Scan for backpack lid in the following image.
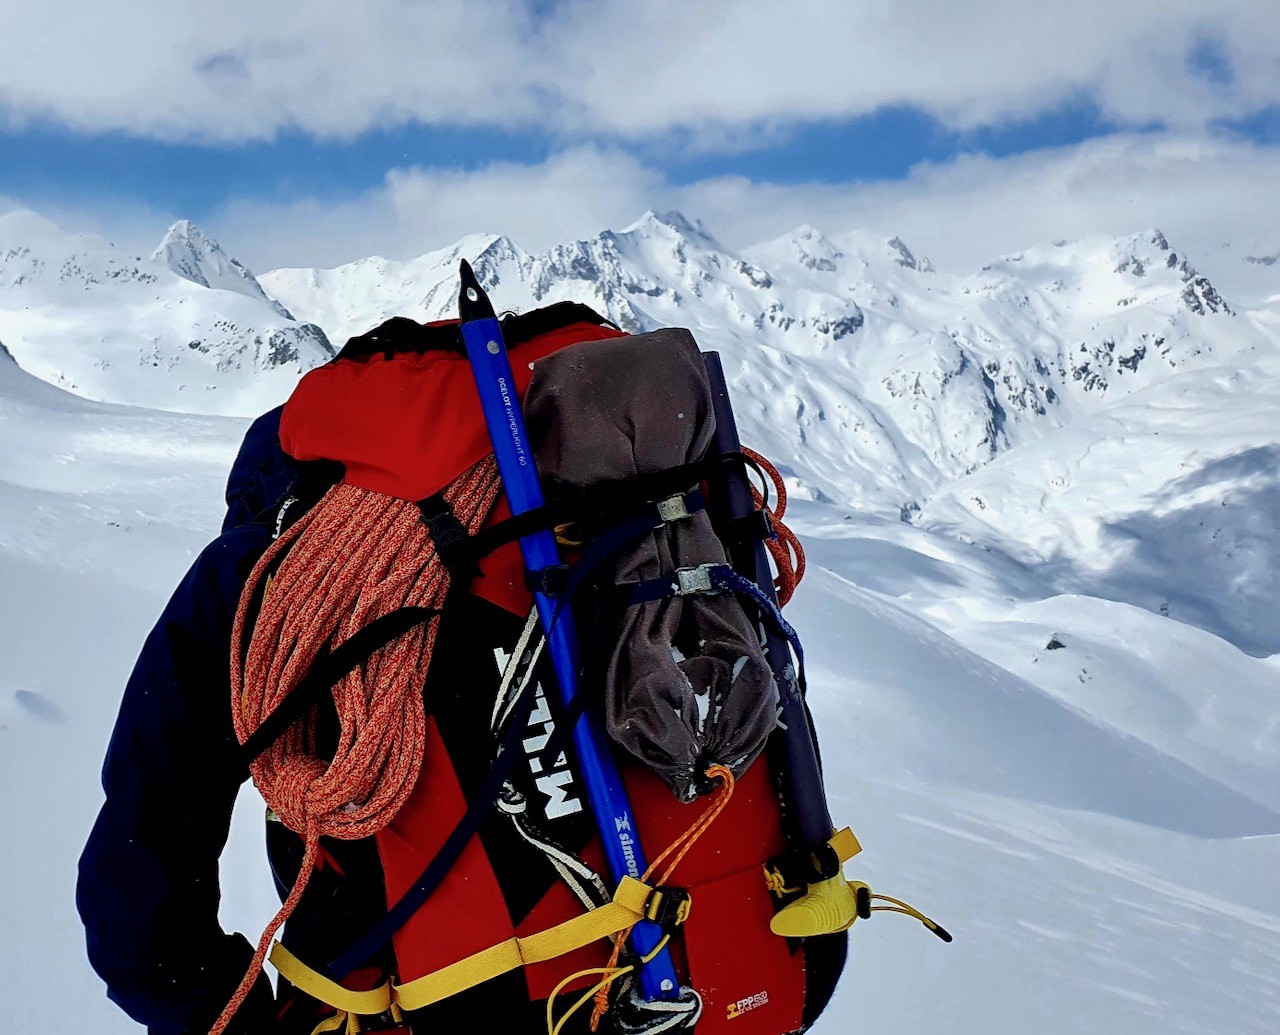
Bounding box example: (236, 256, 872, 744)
(280, 303, 625, 503)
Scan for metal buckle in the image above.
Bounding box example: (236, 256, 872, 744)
(674, 564, 718, 596)
(655, 493, 692, 524)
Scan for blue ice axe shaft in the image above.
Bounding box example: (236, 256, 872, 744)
(457, 262, 679, 1000)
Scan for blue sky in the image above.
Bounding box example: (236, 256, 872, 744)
(0, 100, 1133, 221)
(1, 1, 1278, 282)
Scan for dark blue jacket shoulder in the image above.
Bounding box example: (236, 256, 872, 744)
(78, 411, 291, 1034)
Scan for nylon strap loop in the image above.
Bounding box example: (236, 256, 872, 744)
(275, 878, 656, 1017)
(269, 942, 393, 1015)
(829, 826, 862, 864)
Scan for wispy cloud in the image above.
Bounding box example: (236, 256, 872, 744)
(2, 1, 1277, 145)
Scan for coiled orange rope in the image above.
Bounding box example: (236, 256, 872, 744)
(741, 446, 805, 607)
(209, 457, 502, 1035)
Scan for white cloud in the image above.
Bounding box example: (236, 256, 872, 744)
(685, 133, 1280, 289)
(192, 133, 1280, 305)
(1, 1, 1278, 143)
(0, 0, 541, 142)
(209, 147, 667, 269)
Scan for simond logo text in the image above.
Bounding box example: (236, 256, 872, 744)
(617, 827, 640, 878)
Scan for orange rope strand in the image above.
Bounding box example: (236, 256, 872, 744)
(209, 457, 502, 1035)
(741, 446, 805, 607)
(587, 764, 736, 1031)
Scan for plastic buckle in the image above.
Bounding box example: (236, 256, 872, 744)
(673, 563, 718, 596)
(644, 886, 692, 932)
(358, 1007, 411, 1033)
(526, 564, 570, 596)
(654, 493, 692, 524)
(765, 838, 843, 892)
(418, 496, 480, 578)
(807, 840, 843, 881)
(730, 508, 775, 545)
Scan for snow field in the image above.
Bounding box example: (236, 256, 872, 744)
(1, 209, 1277, 1032)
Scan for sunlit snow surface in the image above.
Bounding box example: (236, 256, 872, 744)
(1, 215, 1278, 1032)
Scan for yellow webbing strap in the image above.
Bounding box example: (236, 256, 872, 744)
(763, 827, 862, 895)
(393, 876, 653, 1011)
(269, 877, 656, 1019)
(830, 826, 862, 864)
(269, 942, 394, 1016)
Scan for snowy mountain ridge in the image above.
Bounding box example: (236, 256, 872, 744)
(2, 206, 1272, 535)
(0, 210, 333, 415)
(264, 212, 1267, 519)
(153, 219, 293, 319)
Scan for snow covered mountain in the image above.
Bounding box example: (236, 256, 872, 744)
(0, 210, 333, 415)
(2, 207, 1278, 1033)
(263, 213, 1262, 523)
(153, 219, 293, 319)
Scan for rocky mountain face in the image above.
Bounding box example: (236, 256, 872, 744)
(0, 211, 332, 415)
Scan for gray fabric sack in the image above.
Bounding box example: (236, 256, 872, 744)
(524, 327, 777, 801)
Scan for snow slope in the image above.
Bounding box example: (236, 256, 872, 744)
(1, 209, 1278, 1033)
(0, 211, 333, 415)
(917, 322, 1280, 657)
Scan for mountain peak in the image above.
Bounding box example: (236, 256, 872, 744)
(887, 236, 933, 272)
(154, 220, 292, 317)
(784, 224, 842, 272)
(626, 210, 717, 243)
(152, 220, 235, 287)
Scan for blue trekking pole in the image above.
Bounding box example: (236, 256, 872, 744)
(457, 261, 681, 1001)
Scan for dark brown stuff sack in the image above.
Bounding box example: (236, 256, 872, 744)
(525, 328, 777, 801)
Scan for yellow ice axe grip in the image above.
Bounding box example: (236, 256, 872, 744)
(769, 875, 861, 937)
(766, 827, 950, 942)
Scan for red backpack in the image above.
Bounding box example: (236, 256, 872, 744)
(213, 301, 862, 1035)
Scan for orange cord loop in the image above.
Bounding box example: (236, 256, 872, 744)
(585, 764, 736, 1032)
(741, 446, 805, 606)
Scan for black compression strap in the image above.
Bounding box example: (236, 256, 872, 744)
(417, 494, 481, 580)
(729, 508, 774, 546)
(236, 606, 439, 766)
(326, 643, 545, 978)
(470, 460, 713, 559)
(324, 483, 697, 976)
(321, 468, 716, 975)
(766, 840, 843, 889)
(526, 564, 571, 596)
